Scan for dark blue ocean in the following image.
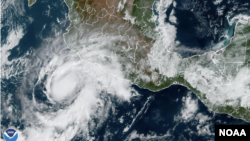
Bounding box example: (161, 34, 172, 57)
(1, 0, 250, 140)
(154, 0, 250, 57)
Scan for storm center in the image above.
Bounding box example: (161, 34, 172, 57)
(51, 72, 78, 101)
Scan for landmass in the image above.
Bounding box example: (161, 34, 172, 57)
(62, 0, 250, 121)
(28, 0, 37, 7)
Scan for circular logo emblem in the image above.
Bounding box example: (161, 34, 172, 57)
(4, 129, 18, 141)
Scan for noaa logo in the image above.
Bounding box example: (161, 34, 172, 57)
(3, 129, 18, 141)
(219, 129, 246, 136)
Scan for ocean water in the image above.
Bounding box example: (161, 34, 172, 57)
(4, 0, 70, 61)
(69, 85, 250, 140)
(153, 0, 250, 57)
(1, 0, 70, 132)
(1, 0, 250, 140)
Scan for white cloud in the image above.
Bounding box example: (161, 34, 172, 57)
(195, 113, 213, 135)
(14, 29, 133, 140)
(174, 92, 199, 122)
(148, 39, 181, 78)
(126, 130, 172, 140)
(196, 124, 213, 135)
(117, 0, 127, 12)
(195, 113, 211, 124)
(123, 10, 136, 24)
(1, 28, 24, 66)
(180, 92, 199, 121)
(184, 64, 250, 107)
(213, 0, 223, 5)
(155, 0, 177, 51)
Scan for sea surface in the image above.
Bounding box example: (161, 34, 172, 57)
(154, 0, 250, 57)
(1, 0, 250, 140)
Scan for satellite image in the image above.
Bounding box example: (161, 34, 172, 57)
(1, 0, 250, 140)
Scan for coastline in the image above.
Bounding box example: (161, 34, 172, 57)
(61, 0, 250, 122)
(28, 0, 37, 7)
